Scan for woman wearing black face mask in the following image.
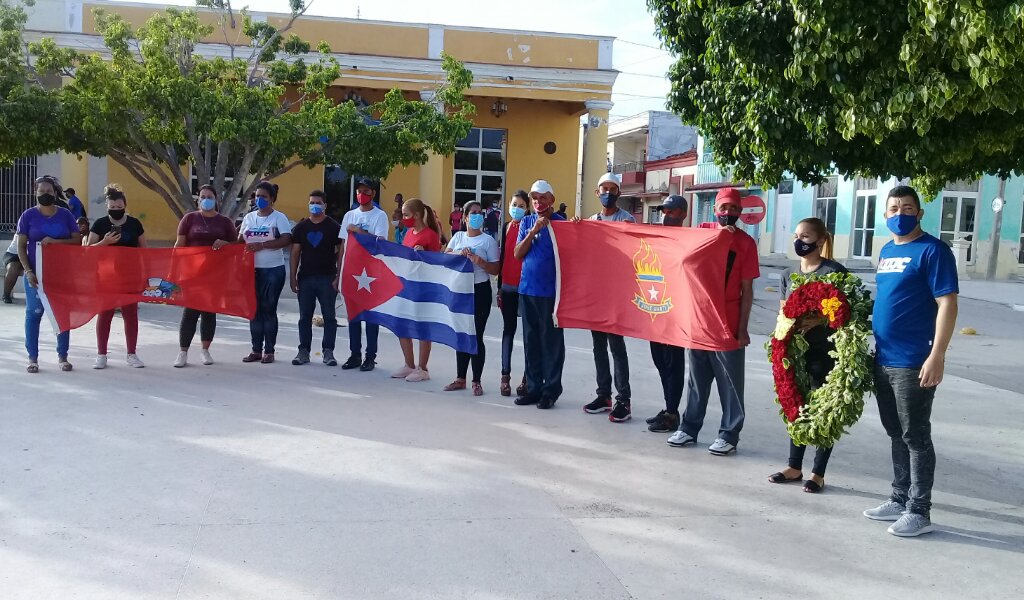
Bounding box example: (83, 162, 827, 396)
(768, 217, 847, 493)
(16, 176, 83, 373)
(88, 184, 148, 370)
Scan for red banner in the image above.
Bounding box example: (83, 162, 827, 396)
(553, 221, 737, 351)
(37, 244, 256, 332)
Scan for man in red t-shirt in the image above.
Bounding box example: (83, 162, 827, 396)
(667, 187, 760, 456)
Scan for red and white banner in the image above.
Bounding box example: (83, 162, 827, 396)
(36, 244, 256, 332)
(553, 221, 737, 351)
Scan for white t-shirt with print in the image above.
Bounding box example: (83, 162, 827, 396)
(339, 206, 389, 241)
(240, 209, 293, 269)
(447, 231, 499, 283)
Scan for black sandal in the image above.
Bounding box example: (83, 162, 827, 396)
(768, 471, 803, 484)
(803, 479, 824, 493)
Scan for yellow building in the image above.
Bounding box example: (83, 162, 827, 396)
(8, 0, 618, 242)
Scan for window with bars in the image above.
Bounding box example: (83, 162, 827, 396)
(814, 175, 838, 233)
(453, 127, 506, 210)
(0, 156, 39, 233)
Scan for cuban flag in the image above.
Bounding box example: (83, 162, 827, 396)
(341, 233, 477, 353)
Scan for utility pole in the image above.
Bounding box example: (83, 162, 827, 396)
(985, 176, 1006, 280)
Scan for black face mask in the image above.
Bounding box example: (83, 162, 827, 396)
(108, 209, 126, 221)
(718, 214, 739, 227)
(794, 238, 817, 257)
(662, 215, 683, 227)
(37, 193, 56, 207)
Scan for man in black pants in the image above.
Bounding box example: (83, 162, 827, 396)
(645, 195, 689, 432)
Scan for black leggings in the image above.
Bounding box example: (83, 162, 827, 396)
(499, 287, 520, 375)
(180, 308, 216, 349)
(787, 359, 834, 476)
(457, 281, 492, 382)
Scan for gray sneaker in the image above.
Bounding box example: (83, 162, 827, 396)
(863, 500, 906, 521)
(887, 512, 934, 537)
(292, 349, 310, 366)
(322, 349, 337, 366)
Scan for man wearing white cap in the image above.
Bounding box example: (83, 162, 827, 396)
(512, 180, 567, 410)
(579, 172, 635, 422)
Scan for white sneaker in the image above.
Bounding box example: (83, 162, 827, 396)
(93, 354, 108, 369)
(200, 349, 214, 365)
(863, 501, 906, 521)
(391, 365, 416, 379)
(406, 368, 430, 382)
(667, 430, 696, 447)
(126, 353, 145, 368)
(174, 351, 188, 368)
(708, 438, 737, 455)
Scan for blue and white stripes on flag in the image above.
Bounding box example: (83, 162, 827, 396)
(341, 233, 478, 354)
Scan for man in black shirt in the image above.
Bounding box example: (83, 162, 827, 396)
(290, 190, 342, 366)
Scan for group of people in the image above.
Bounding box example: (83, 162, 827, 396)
(10, 171, 957, 537)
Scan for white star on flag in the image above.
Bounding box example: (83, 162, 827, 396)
(648, 286, 659, 301)
(353, 268, 376, 292)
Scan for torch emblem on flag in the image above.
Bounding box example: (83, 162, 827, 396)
(632, 239, 672, 320)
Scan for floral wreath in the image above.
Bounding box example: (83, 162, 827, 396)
(767, 272, 874, 448)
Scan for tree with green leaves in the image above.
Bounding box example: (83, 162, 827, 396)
(647, 0, 1024, 199)
(4, 0, 474, 218)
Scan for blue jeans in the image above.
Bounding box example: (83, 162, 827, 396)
(297, 275, 338, 352)
(520, 294, 565, 401)
(251, 266, 286, 354)
(679, 348, 746, 445)
(348, 320, 379, 357)
(24, 275, 69, 360)
(874, 362, 937, 518)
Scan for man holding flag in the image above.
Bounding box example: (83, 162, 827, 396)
(513, 180, 566, 410)
(667, 188, 759, 455)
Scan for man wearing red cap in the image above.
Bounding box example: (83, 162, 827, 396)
(667, 187, 760, 455)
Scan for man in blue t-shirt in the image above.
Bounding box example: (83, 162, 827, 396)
(863, 185, 958, 538)
(513, 179, 566, 409)
(64, 187, 87, 220)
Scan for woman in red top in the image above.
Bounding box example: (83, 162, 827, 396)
(497, 190, 530, 396)
(391, 198, 443, 383)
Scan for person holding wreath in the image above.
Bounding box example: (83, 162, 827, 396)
(768, 217, 847, 493)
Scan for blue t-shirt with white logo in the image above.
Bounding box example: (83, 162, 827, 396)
(873, 233, 958, 368)
(516, 212, 566, 298)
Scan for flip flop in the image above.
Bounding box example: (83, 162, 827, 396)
(768, 471, 803, 484)
(803, 480, 825, 493)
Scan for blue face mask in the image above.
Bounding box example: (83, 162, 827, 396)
(255, 197, 271, 211)
(509, 206, 526, 221)
(887, 213, 918, 236)
(467, 213, 485, 230)
(199, 198, 216, 211)
(599, 192, 619, 208)
(309, 203, 325, 215)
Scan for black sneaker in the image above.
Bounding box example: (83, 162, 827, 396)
(359, 354, 376, 372)
(341, 354, 361, 370)
(647, 410, 679, 432)
(2, 294, 12, 304)
(609, 401, 631, 422)
(583, 396, 613, 414)
(537, 396, 557, 409)
(514, 395, 539, 406)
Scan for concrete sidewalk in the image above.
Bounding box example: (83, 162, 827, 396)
(1, 293, 1022, 599)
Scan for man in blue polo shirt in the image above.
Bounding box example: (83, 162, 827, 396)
(863, 185, 958, 537)
(513, 179, 566, 409)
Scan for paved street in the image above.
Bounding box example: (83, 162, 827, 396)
(2, 274, 1022, 599)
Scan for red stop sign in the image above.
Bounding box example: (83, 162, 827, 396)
(740, 195, 766, 225)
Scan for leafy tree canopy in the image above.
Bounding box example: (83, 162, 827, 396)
(2, 0, 474, 217)
(648, 0, 1024, 197)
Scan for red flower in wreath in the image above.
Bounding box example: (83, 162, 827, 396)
(771, 280, 852, 422)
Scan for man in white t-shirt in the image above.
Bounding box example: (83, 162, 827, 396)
(334, 177, 389, 371)
(4, 237, 22, 303)
(573, 173, 636, 422)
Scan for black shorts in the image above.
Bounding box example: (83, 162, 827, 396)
(3, 252, 20, 267)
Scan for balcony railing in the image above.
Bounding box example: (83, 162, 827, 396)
(696, 161, 735, 186)
(612, 161, 645, 174)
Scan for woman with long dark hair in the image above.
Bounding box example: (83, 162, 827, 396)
(16, 175, 82, 373)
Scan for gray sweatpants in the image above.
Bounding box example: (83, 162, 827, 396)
(678, 348, 746, 445)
